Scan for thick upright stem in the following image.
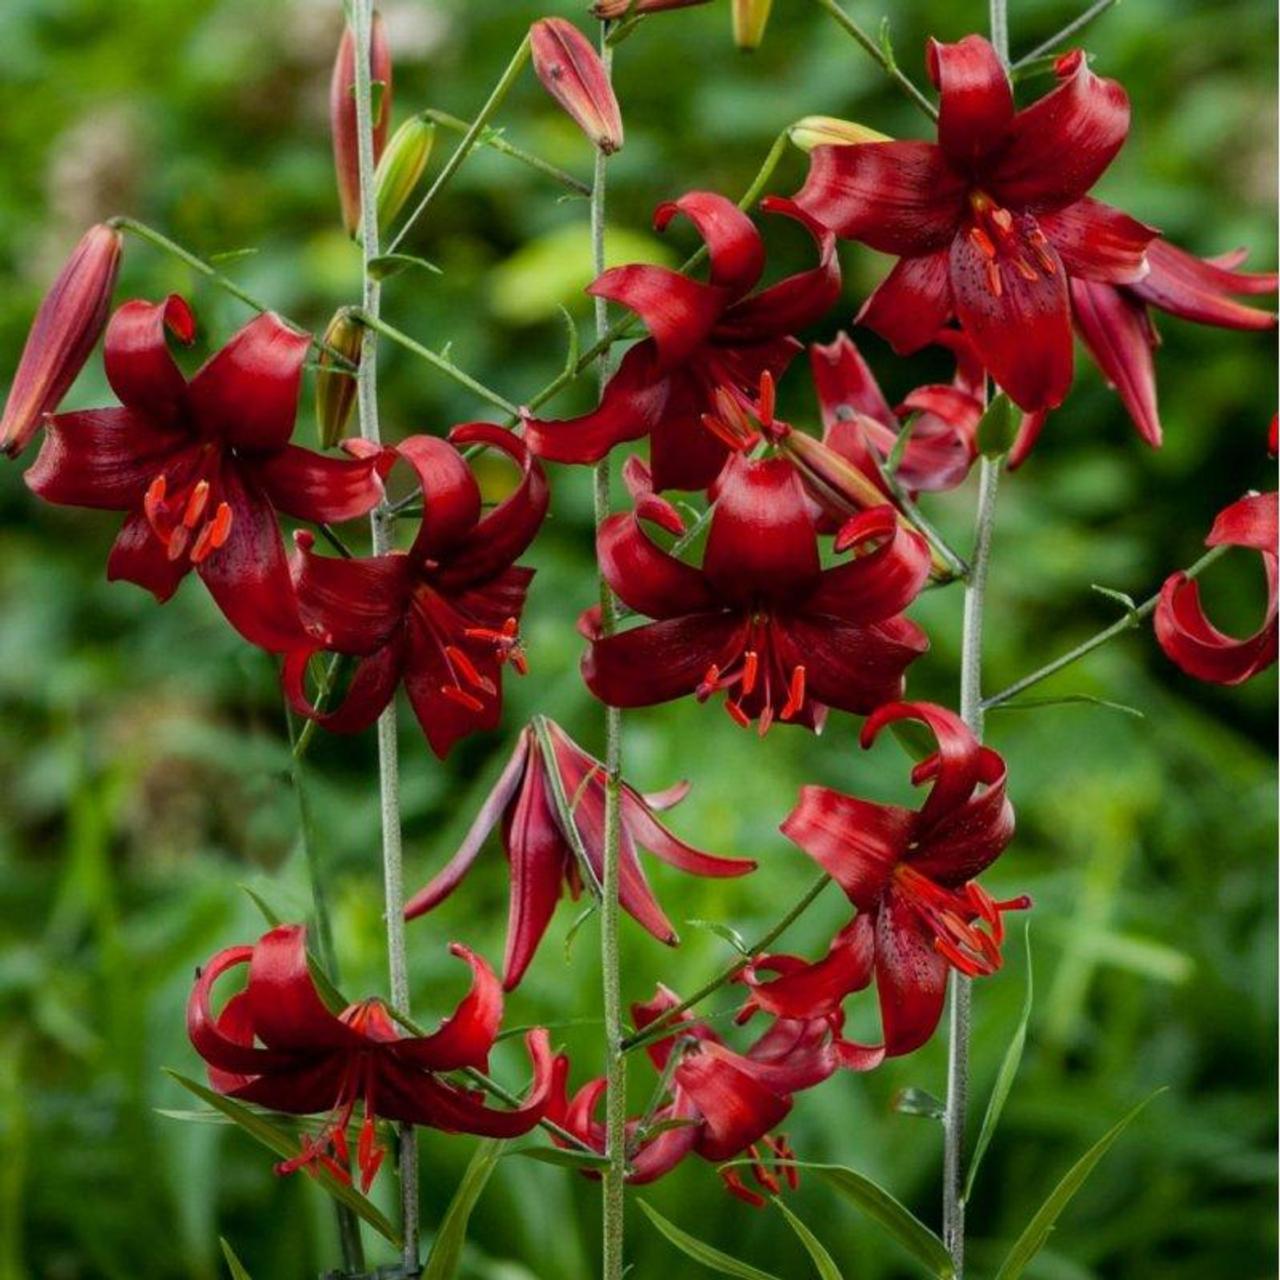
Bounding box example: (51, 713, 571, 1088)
(589, 26, 627, 1280)
(352, 1, 417, 1269)
(990, 0, 1010, 64)
(945, 456, 1001, 1276)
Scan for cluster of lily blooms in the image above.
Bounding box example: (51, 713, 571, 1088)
(1, 13, 1275, 1203)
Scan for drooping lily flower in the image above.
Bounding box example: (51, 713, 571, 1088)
(285, 425, 548, 758)
(548, 985, 843, 1206)
(795, 35, 1154, 414)
(749, 701, 1028, 1057)
(405, 718, 755, 989)
(1155, 490, 1278, 685)
(188, 923, 553, 1191)
(1, 223, 122, 457)
(26, 296, 386, 651)
(531, 18, 624, 155)
(524, 191, 839, 492)
(582, 451, 931, 731)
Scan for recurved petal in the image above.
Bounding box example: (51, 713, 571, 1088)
(739, 914, 876, 1019)
(1131, 237, 1278, 330)
(394, 944, 503, 1070)
(106, 509, 190, 601)
(283, 638, 404, 735)
(103, 294, 195, 417)
(188, 944, 295, 1078)
(794, 141, 967, 256)
(810, 332, 896, 431)
(396, 434, 483, 560)
(678, 1042, 791, 1162)
(988, 50, 1130, 212)
(926, 35, 1014, 168)
(249, 442, 388, 524)
(654, 191, 765, 296)
(620, 785, 757, 877)
(910, 746, 1015, 884)
(1037, 198, 1156, 284)
(875, 889, 950, 1056)
(590, 265, 728, 369)
(597, 510, 716, 620)
(806, 505, 931, 624)
(857, 249, 954, 354)
(292, 534, 410, 652)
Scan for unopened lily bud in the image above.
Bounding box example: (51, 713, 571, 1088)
(593, 0, 712, 18)
(330, 13, 393, 237)
(1, 223, 122, 457)
(315, 307, 363, 449)
(788, 115, 891, 152)
(732, 0, 773, 50)
(530, 18, 623, 155)
(369, 116, 434, 241)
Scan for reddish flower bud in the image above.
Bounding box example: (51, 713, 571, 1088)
(593, 0, 711, 17)
(530, 18, 623, 155)
(1, 223, 122, 458)
(330, 13, 392, 237)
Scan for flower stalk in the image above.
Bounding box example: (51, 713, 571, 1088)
(352, 0, 418, 1267)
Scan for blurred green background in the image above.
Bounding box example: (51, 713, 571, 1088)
(0, 0, 1275, 1277)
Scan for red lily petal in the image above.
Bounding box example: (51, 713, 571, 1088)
(620, 786, 756, 878)
(395, 944, 502, 1071)
(646, 363, 737, 492)
(582, 612, 745, 709)
(103, 294, 196, 417)
(642, 779, 691, 811)
(187, 312, 310, 452)
(404, 728, 533, 921)
(1037, 197, 1157, 284)
(1007, 408, 1048, 471)
(747, 1013, 846, 1088)
(926, 35, 1013, 168)
(950, 219, 1073, 411)
(188, 944, 295, 1077)
(629, 1092, 702, 1183)
(292, 536, 411, 652)
(1132, 237, 1278, 330)
(988, 50, 1130, 213)
(441, 423, 549, 586)
(714, 197, 841, 340)
(875, 888, 950, 1056)
(654, 191, 765, 296)
(910, 746, 1015, 885)
(810, 332, 896, 432)
(857, 249, 955, 355)
(396, 434, 483, 560)
(806, 505, 932, 624)
(597, 510, 716, 620)
(678, 1042, 791, 1162)
(1071, 277, 1162, 446)
(893, 386, 982, 491)
(197, 465, 309, 652)
(781, 786, 914, 910)
(740, 914, 876, 1019)
(26, 408, 191, 510)
(106, 509, 190, 602)
(704, 456, 820, 606)
(249, 443, 386, 524)
(223, 1058, 350, 1117)
(202, 990, 259, 1093)
(795, 141, 967, 255)
(283, 637, 405, 735)
(589, 265, 728, 369)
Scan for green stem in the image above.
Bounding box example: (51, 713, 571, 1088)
(590, 27, 627, 1280)
(619, 873, 833, 1056)
(990, 0, 1011, 64)
(352, 1, 417, 1268)
(532, 716, 604, 897)
(981, 543, 1231, 711)
(387, 36, 533, 254)
(810, 0, 939, 120)
(352, 309, 519, 416)
(1012, 0, 1120, 68)
(424, 109, 591, 196)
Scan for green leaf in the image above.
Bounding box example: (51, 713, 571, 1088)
(555, 303, 580, 379)
(422, 1138, 505, 1280)
(504, 1145, 611, 1171)
(994, 1090, 1166, 1280)
(1090, 583, 1138, 615)
(685, 918, 749, 955)
(885, 416, 917, 476)
(563, 902, 597, 962)
(219, 1237, 253, 1280)
(638, 1201, 782, 1280)
(773, 1200, 843, 1280)
(976, 393, 1018, 458)
(239, 883, 282, 927)
(208, 248, 259, 265)
(893, 1087, 946, 1121)
(966, 924, 1033, 1199)
(368, 252, 442, 281)
(163, 1070, 400, 1246)
(989, 694, 1144, 719)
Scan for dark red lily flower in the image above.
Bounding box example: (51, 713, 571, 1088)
(796, 36, 1154, 414)
(1, 223, 122, 457)
(285, 425, 548, 758)
(548, 985, 843, 1206)
(405, 718, 755, 989)
(746, 701, 1028, 1057)
(188, 923, 553, 1191)
(1041, 240, 1278, 460)
(582, 451, 930, 731)
(524, 191, 840, 491)
(330, 13, 392, 236)
(531, 18, 624, 155)
(810, 329, 986, 494)
(26, 296, 386, 651)
(1155, 490, 1278, 685)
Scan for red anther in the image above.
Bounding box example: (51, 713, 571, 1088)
(208, 502, 233, 549)
(933, 935, 986, 977)
(720, 1167, 767, 1208)
(440, 683, 486, 713)
(444, 644, 496, 694)
(725, 699, 752, 729)
(968, 225, 998, 261)
(741, 650, 760, 696)
(779, 665, 806, 721)
(144, 473, 167, 525)
(182, 479, 210, 529)
(758, 370, 776, 428)
(359, 1141, 385, 1194)
(166, 524, 190, 562)
(757, 701, 775, 738)
(696, 663, 722, 701)
(1012, 256, 1039, 282)
(986, 260, 1003, 297)
(990, 206, 1014, 234)
(700, 412, 752, 452)
(319, 1154, 353, 1185)
(749, 1144, 781, 1195)
(510, 648, 529, 676)
(331, 1123, 349, 1166)
(189, 522, 216, 565)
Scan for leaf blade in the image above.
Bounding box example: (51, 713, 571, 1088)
(219, 1237, 253, 1280)
(637, 1200, 782, 1280)
(773, 1199, 843, 1280)
(421, 1138, 505, 1280)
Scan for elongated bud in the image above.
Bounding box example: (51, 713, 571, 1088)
(731, 0, 773, 49)
(530, 18, 623, 155)
(593, 0, 712, 16)
(788, 115, 891, 152)
(315, 307, 363, 449)
(367, 116, 434, 241)
(330, 13, 393, 237)
(1, 223, 122, 458)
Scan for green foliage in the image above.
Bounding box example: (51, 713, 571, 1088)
(421, 1139, 504, 1280)
(638, 1201, 783, 1280)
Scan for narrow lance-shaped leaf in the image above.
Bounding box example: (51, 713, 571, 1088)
(505, 1145, 611, 1171)
(422, 1139, 505, 1280)
(772, 1199, 843, 1280)
(637, 1201, 783, 1280)
(219, 1238, 254, 1280)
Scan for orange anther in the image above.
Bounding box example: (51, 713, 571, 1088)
(208, 502, 233, 549)
(725, 699, 751, 729)
(968, 225, 998, 261)
(779, 665, 806, 720)
(440, 684, 485, 713)
(741, 650, 759, 696)
(183, 480, 210, 528)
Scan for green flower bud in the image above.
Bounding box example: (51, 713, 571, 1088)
(788, 115, 891, 152)
(366, 116, 435, 242)
(732, 0, 774, 50)
(315, 307, 363, 449)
